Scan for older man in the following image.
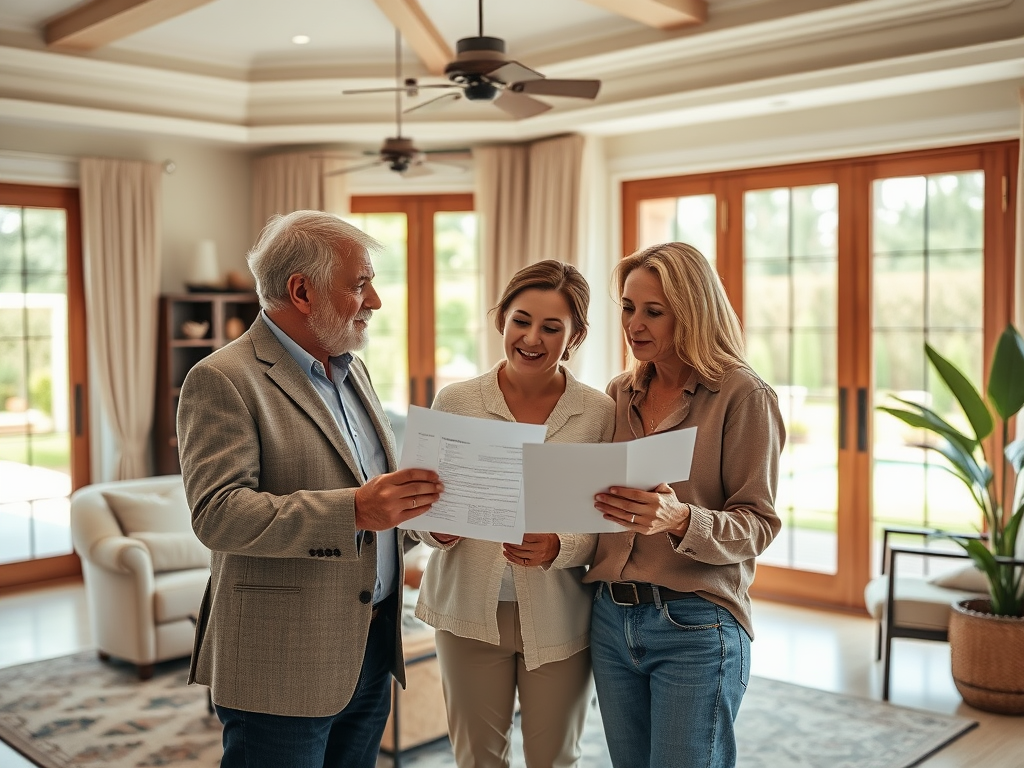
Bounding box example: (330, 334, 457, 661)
(177, 210, 442, 768)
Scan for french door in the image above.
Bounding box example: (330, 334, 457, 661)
(622, 142, 1017, 609)
(345, 194, 482, 447)
(0, 183, 90, 589)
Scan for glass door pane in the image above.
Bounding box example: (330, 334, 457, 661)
(0, 205, 73, 564)
(637, 195, 717, 265)
(344, 213, 410, 442)
(870, 172, 985, 575)
(434, 212, 483, 398)
(743, 184, 840, 573)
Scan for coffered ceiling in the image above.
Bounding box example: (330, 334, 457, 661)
(0, 0, 1022, 151)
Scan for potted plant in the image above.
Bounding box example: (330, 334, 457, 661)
(880, 323, 1024, 714)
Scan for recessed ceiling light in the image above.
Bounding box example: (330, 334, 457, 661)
(292, 35, 311, 45)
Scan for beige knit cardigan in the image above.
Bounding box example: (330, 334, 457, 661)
(413, 363, 615, 670)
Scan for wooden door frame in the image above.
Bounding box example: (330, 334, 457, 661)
(0, 183, 89, 589)
(350, 194, 474, 407)
(619, 141, 1018, 610)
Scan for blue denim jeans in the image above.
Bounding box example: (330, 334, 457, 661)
(590, 585, 750, 768)
(216, 608, 394, 768)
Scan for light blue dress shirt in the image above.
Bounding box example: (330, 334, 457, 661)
(262, 312, 396, 604)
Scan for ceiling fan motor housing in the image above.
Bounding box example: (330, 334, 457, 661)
(446, 36, 507, 78)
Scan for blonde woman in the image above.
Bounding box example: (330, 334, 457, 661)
(587, 242, 785, 768)
(413, 260, 614, 768)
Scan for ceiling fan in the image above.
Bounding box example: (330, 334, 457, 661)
(345, 0, 601, 120)
(326, 30, 470, 178)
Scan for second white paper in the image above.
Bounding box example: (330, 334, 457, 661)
(522, 428, 697, 534)
(397, 405, 547, 543)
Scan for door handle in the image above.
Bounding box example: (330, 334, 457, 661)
(426, 376, 434, 407)
(74, 383, 83, 437)
(857, 387, 868, 453)
(838, 387, 848, 450)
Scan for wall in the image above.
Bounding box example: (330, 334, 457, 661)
(0, 124, 251, 293)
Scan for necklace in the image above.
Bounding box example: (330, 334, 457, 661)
(642, 389, 677, 431)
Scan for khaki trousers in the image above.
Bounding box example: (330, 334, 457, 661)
(434, 601, 593, 768)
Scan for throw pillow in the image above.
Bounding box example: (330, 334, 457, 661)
(103, 483, 192, 535)
(131, 531, 210, 573)
(927, 563, 989, 593)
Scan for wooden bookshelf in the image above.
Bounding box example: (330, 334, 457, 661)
(153, 292, 260, 475)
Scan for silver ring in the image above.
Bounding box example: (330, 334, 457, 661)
(631, 514, 636, 523)
(412, 496, 418, 509)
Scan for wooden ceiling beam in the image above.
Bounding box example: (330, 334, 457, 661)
(373, 0, 453, 77)
(580, 0, 707, 30)
(44, 0, 217, 51)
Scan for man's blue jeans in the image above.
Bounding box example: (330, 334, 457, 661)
(215, 607, 394, 768)
(590, 585, 750, 768)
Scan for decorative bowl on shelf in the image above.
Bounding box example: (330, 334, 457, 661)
(180, 320, 210, 339)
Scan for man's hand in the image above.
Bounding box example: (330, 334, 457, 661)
(354, 469, 443, 531)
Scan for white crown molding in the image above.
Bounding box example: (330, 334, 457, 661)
(0, 3, 1019, 147)
(608, 108, 1020, 180)
(0, 149, 78, 186)
(562, 39, 1024, 137)
(0, 98, 250, 143)
(539, 0, 1016, 77)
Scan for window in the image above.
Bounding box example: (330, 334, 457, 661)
(0, 183, 89, 589)
(622, 142, 1018, 608)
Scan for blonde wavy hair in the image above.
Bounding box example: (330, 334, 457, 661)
(614, 242, 746, 389)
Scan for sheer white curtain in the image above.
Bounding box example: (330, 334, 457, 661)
(251, 152, 348, 238)
(80, 158, 162, 480)
(1016, 87, 1023, 333)
(474, 134, 586, 366)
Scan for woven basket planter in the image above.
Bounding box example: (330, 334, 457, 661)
(949, 599, 1024, 715)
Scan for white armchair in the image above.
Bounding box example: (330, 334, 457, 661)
(70, 475, 210, 679)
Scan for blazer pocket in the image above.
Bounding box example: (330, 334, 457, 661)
(233, 584, 301, 593)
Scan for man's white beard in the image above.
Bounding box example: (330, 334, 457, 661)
(308, 301, 370, 356)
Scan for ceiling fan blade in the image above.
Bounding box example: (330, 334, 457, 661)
(511, 78, 601, 99)
(324, 159, 384, 177)
(493, 89, 551, 119)
(404, 92, 462, 115)
(401, 163, 434, 178)
(342, 86, 406, 95)
(422, 148, 472, 159)
(488, 60, 543, 85)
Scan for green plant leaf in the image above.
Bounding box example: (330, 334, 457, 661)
(1000, 501, 1023, 558)
(927, 440, 991, 502)
(957, 536, 999, 575)
(1006, 438, 1024, 475)
(988, 325, 1024, 420)
(880, 400, 978, 457)
(926, 343, 994, 441)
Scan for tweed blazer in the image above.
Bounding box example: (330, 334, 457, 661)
(413, 363, 615, 670)
(177, 315, 408, 718)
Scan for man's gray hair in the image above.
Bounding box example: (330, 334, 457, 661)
(246, 210, 383, 312)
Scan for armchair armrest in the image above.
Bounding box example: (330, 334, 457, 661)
(88, 535, 155, 576)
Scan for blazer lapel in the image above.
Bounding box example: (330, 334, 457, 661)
(249, 317, 365, 481)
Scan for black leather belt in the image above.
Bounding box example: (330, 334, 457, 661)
(607, 581, 695, 606)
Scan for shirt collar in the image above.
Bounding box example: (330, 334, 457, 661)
(261, 310, 354, 382)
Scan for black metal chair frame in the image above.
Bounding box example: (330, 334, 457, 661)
(874, 525, 1024, 701)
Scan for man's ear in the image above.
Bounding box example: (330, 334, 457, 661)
(286, 274, 313, 316)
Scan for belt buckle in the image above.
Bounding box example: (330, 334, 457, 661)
(610, 582, 640, 606)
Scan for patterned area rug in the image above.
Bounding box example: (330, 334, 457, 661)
(0, 652, 976, 768)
